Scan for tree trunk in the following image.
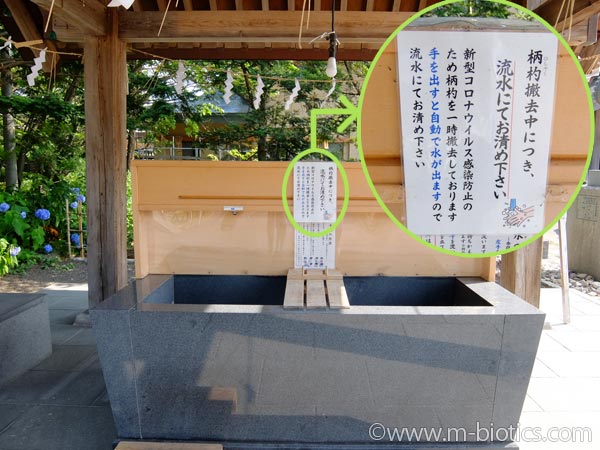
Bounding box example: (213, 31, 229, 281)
(1, 64, 18, 191)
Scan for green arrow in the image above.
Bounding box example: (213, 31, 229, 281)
(309, 95, 358, 149)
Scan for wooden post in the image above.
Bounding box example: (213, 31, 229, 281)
(84, 9, 128, 308)
(500, 237, 543, 308)
(558, 215, 571, 323)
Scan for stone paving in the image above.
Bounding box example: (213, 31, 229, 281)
(0, 283, 598, 449)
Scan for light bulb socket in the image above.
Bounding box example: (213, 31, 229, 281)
(328, 32, 338, 58)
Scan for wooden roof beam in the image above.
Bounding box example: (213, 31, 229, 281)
(30, 0, 106, 35)
(118, 10, 412, 43)
(4, 0, 58, 71)
(183, 0, 194, 11)
(533, 0, 600, 33)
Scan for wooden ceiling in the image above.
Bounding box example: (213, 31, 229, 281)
(3, 0, 600, 68)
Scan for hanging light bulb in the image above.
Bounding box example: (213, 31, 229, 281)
(326, 32, 338, 78)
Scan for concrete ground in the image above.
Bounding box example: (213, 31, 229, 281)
(0, 284, 598, 450)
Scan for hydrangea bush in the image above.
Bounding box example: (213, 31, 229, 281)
(0, 178, 87, 275)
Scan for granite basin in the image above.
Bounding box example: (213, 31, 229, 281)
(91, 275, 543, 446)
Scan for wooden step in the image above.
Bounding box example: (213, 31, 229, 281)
(283, 269, 350, 310)
(326, 279, 350, 309)
(306, 279, 327, 309)
(115, 442, 222, 450)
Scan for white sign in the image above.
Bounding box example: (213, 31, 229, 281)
(295, 224, 336, 269)
(397, 31, 557, 235)
(294, 162, 337, 223)
(420, 234, 531, 254)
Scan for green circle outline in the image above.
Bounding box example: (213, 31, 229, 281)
(357, 0, 595, 258)
(281, 148, 350, 237)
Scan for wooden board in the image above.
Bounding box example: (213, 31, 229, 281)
(115, 442, 222, 450)
(326, 279, 350, 309)
(306, 280, 327, 309)
(283, 279, 304, 309)
(132, 161, 495, 280)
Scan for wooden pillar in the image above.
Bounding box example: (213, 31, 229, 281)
(83, 10, 128, 308)
(500, 237, 543, 308)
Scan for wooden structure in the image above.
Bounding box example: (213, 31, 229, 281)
(1, 0, 595, 307)
(131, 160, 495, 277)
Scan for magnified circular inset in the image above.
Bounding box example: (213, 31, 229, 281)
(358, 0, 593, 257)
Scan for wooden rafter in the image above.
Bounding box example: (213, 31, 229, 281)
(118, 10, 412, 43)
(262, 0, 270, 11)
(287, 0, 294, 10)
(533, 0, 600, 35)
(156, 0, 168, 11)
(4, 0, 58, 72)
(392, 0, 401, 12)
(183, 0, 194, 11)
(209, 0, 218, 11)
(30, 0, 106, 35)
(237, 0, 244, 10)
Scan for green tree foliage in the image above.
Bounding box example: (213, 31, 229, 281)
(426, 0, 511, 18)
(127, 58, 367, 161)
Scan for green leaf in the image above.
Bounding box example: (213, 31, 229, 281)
(31, 227, 46, 250)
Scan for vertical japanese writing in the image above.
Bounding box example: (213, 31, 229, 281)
(523, 49, 543, 178)
(446, 48, 459, 222)
(494, 57, 514, 200)
(410, 47, 425, 168)
(462, 47, 476, 213)
(398, 31, 557, 237)
(429, 47, 443, 222)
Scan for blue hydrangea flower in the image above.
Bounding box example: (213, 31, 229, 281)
(76, 194, 86, 204)
(70, 201, 79, 210)
(35, 209, 51, 221)
(71, 187, 80, 195)
(43, 244, 53, 254)
(9, 246, 21, 257)
(20, 211, 27, 219)
(0, 202, 10, 213)
(71, 233, 81, 246)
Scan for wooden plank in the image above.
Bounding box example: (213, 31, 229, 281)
(118, 11, 413, 43)
(84, 9, 128, 307)
(306, 280, 327, 309)
(31, 0, 106, 35)
(326, 279, 350, 309)
(209, 0, 219, 11)
(156, 0, 169, 10)
(116, 442, 222, 450)
(283, 279, 305, 309)
(262, 0, 270, 11)
(287, 268, 304, 280)
(304, 269, 326, 280)
(237, 0, 245, 10)
(392, 0, 401, 12)
(325, 269, 343, 280)
(500, 238, 543, 308)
